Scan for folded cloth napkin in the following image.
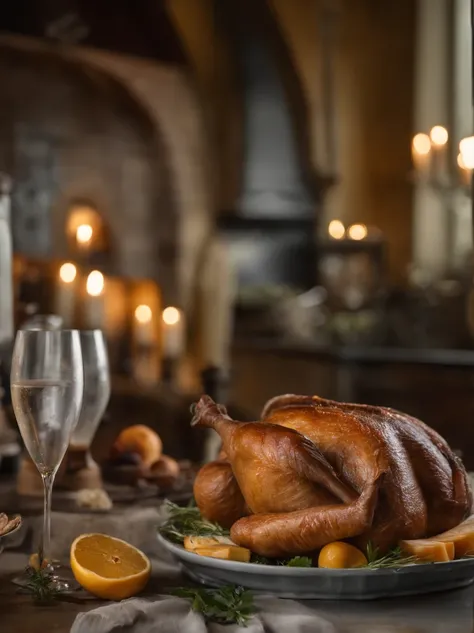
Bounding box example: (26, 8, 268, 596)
(70, 595, 337, 633)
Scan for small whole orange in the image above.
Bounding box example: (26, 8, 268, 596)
(318, 542, 368, 569)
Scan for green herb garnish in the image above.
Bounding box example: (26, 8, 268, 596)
(250, 553, 312, 567)
(159, 500, 230, 544)
(366, 542, 418, 569)
(250, 554, 275, 565)
(283, 556, 312, 567)
(23, 566, 59, 602)
(172, 585, 255, 626)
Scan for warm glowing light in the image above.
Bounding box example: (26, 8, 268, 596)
(348, 224, 368, 241)
(328, 219, 345, 240)
(162, 306, 180, 326)
(412, 133, 431, 156)
(457, 153, 468, 170)
(429, 125, 448, 147)
(59, 262, 77, 284)
(76, 224, 93, 244)
(86, 270, 104, 297)
(135, 304, 152, 324)
(459, 136, 474, 169)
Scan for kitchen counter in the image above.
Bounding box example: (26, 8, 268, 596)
(235, 338, 474, 368)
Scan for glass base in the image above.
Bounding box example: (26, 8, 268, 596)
(13, 562, 80, 595)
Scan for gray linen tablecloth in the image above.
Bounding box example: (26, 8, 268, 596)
(70, 594, 336, 633)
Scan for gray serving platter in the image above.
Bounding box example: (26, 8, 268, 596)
(157, 534, 474, 600)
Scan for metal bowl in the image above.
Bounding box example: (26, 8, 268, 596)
(0, 516, 22, 555)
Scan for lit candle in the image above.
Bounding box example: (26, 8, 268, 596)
(76, 223, 93, 251)
(411, 133, 431, 176)
(348, 224, 368, 241)
(460, 136, 474, 168)
(328, 219, 345, 240)
(55, 262, 77, 328)
(162, 306, 184, 359)
(429, 125, 449, 180)
(84, 270, 105, 329)
(133, 304, 154, 346)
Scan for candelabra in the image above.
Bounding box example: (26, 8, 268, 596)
(411, 127, 473, 197)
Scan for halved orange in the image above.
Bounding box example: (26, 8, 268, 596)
(70, 533, 151, 600)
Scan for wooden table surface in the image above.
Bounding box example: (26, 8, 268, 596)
(0, 552, 183, 633)
(0, 553, 98, 633)
(3, 551, 474, 633)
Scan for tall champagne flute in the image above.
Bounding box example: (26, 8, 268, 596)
(62, 330, 110, 489)
(11, 329, 83, 588)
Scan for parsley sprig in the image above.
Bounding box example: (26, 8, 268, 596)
(172, 585, 255, 626)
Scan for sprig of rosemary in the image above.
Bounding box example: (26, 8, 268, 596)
(365, 542, 418, 569)
(172, 585, 255, 626)
(23, 566, 59, 602)
(159, 500, 230, 544)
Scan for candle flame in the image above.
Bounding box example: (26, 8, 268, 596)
(86, 270, 104, 297)
(348, 224, 368, 241)
(76, 224, 93, 244)
(162, 306, 180, 325)
(59, 262, 77, 284)
(412, 133, 431, 156)
(459, 136, 474, 170)
(135, 304, 152, 324)
(429, 126, 448, 147)
(328, 219, 345, 240)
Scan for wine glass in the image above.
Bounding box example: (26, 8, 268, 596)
(10, 329, 83, 589)
(63, 330, 110, 489)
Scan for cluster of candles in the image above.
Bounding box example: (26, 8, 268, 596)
(411, 127, 474, 187)
(57, 260, 184, 363)
(327, 221, 371, 241)
(57, 218, 236, 382)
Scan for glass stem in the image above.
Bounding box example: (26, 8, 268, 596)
(40, 472, 55, 566)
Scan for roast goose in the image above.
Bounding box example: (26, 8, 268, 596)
(191, 394, 472, 558)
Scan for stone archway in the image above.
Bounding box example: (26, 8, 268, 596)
(0, 34, 213, 308)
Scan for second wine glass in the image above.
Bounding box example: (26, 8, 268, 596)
(62, 330, 111, 490)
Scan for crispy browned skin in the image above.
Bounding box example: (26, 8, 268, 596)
(231, 479, 379, 557)
(193, 460, 248, 528)
(192, 396, 381, 556)
(191, 394, 472, 557)
(263, 394, 472, 550)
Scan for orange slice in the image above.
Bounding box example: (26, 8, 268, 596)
(400, 539, 454, 562)
(70, 533, 151, 600)
(184, 535, 235, 551)
(429, 515, 474, 557)
(194, 544, 251, 562)
(29, 553, 50, 570)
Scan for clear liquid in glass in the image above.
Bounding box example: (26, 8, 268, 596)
(11, 378, 74, 474)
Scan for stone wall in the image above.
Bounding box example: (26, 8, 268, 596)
(0, 35, 213, 308)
